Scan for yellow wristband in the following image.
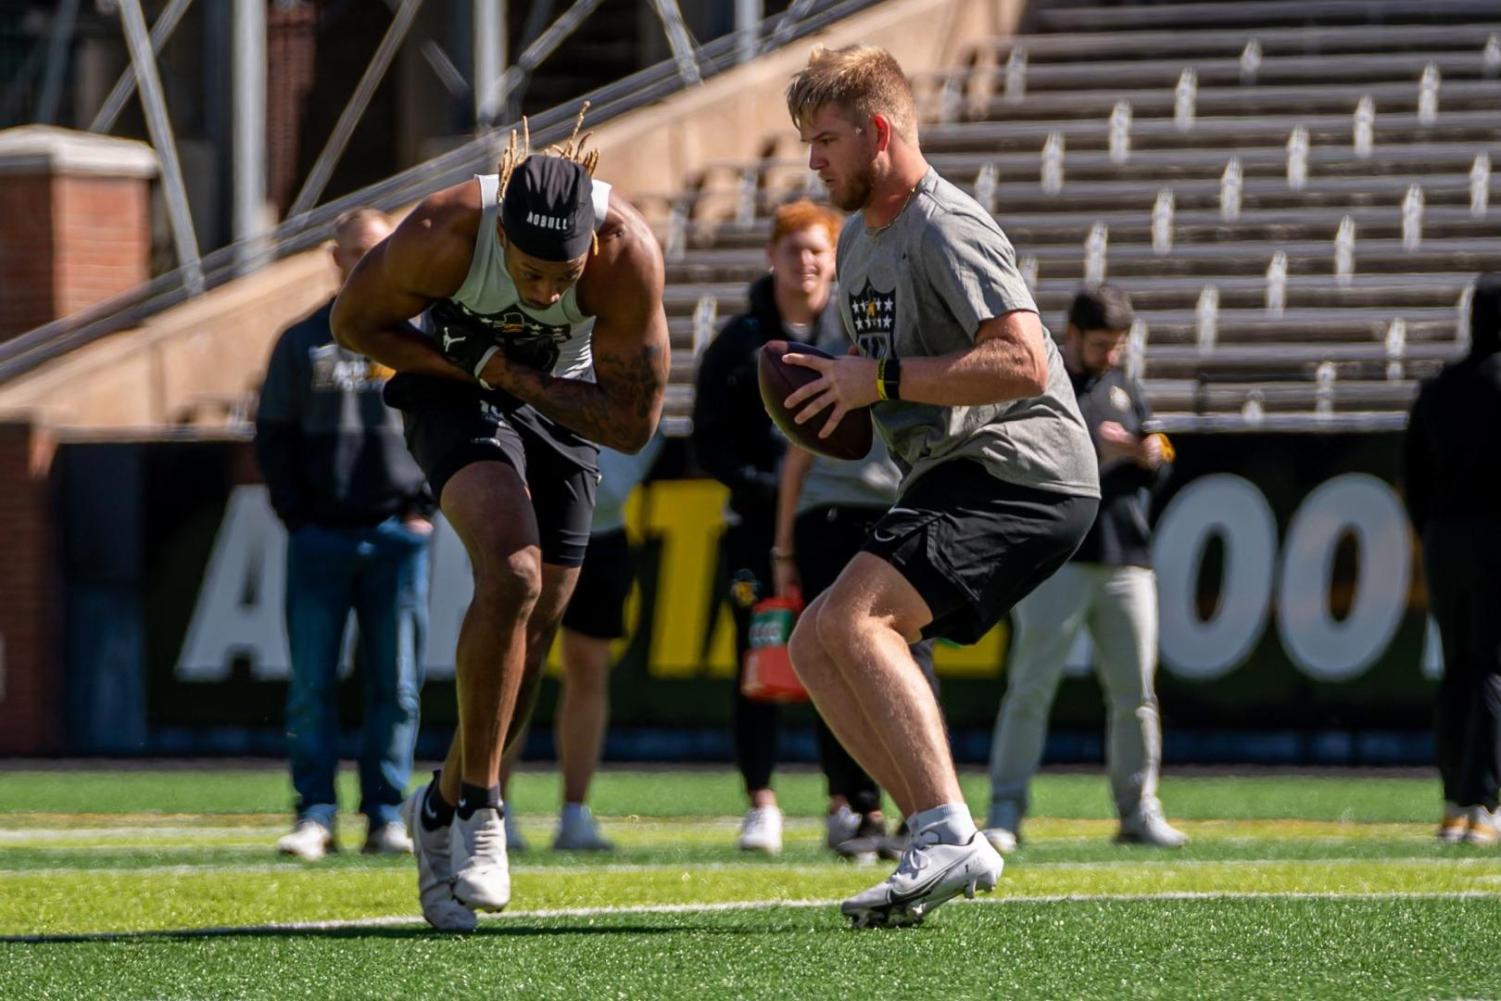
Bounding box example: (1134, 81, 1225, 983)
(875, 358, 889, 401)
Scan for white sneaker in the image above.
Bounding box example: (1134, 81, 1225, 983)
(840, 828, 1003, 929)
(1117, 804, 1189, 848)
(553, 805, 615, 852)
(983, 827, 1018, 854)
(738, 806, 784, 855)
(277, 818, 334, 860)
(451, 807, 511, 911)
(363, 821, 414, 855)
(1464, 805, 1499, 846)
(399, 785, 477, 932)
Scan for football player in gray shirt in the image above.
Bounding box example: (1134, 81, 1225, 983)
(778, 45, 1101, 929)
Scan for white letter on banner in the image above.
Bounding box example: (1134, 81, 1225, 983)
(421, 514, 469, 681)
(175, 485, 291, 680)
(1276, 474, 1410, 682)
(1153, 474, 1277, 680)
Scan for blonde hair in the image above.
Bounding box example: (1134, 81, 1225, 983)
(496, 101, 600, 198)
(785, 45, 917, 145)
(769, 200, 842, 247)
(495, 102, 602, 256)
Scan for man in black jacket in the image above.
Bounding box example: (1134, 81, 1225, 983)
(1404, 273, 1501, 846)
(256, 208, 434, 860)
(692, 201, 845, 854)
(984, 285, 1186, 853)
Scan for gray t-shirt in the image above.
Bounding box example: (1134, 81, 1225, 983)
(836, 168, 1100, 498)
(796, 301, 903, 514)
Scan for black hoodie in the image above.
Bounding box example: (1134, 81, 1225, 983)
(692, 273, 843, 529)
(1403, 274, 1501, 532)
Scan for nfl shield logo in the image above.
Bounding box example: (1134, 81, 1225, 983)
(847, 279, 896, 359)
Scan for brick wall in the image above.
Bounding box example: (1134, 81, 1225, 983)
(0, 126, 156, 343)
(0, 420, 60, 753)
(52, 175, 152, 324)
(0, 175, 57, 340)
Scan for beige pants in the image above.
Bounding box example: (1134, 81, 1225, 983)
(986, 563, 1163, 829)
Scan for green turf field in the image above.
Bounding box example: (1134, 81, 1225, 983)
(1, 768, 1498, 1000)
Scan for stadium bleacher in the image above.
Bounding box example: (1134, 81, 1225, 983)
(656, 0, 1501, 431)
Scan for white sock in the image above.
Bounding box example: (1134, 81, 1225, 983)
(909, 803, 977, 845)
(561, 802, 591, 825)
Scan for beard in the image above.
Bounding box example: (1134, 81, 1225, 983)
(830, 161, 876, 212)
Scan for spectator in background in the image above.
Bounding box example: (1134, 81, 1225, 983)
(1403, 273, 1501, 846)
(773, 349, 937, 862)
(984, 285, 1187, 853)
(498, 433, 665, 852)
(692, 200, 842, 855)
(255, 208, 434, 860)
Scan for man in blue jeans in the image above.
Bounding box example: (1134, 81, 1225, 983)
(256, 207, 435, 859)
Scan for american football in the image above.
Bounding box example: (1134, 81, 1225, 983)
(758, 339, 874, 461)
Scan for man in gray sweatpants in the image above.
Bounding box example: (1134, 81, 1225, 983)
(984, 285, 1187, 853)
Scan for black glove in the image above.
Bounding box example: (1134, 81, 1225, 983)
(428, 300, 501, 381)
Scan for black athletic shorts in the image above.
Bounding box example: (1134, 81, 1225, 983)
(861, 460, 1098, 645)
(385, 373, 598, 567)
(560, 528, 633, 639)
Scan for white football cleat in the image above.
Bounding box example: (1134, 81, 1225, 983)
(1117, 803, 1189, 848)
(451, 807, 511, 911)
(840, 829, 1003, 929)
(399, 785, 476, 933)
(738, 806, 784, 855)
(553, 804, 615, 852)
(277, 818, 334, 861)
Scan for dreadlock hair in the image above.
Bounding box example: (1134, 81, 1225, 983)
(496, 102, 602, 254)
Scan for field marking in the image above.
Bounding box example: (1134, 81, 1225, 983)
(3, 854, 1499, 879)
(4, 889, 1497, 944)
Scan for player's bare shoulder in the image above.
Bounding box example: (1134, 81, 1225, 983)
(578, 194, 664, 316)
(382, 178, 483, 300)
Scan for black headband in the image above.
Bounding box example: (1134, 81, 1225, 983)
(500, 155, 595, 262)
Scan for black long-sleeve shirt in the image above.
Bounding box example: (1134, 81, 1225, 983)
(1403, 348, 1501, 534)
(1069, 367, 1170, 567)
(254, 300, 431, 530)
(692, 275, 842, 528)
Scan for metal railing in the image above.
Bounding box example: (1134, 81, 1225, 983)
(0, 0, 879, 386)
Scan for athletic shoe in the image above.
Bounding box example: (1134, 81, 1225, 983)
(833, 813, 888, 865)
(1117, 804, 1189, 848)
(1463, 806, 1499, 846)
(504, 808, 529, 853)
(738, 806, 784, 855)
(1437, 802, 1467, 844)
(399, 785, 477, 932)
(553, 805, 615, 852)
(825, 804, 862, 851)
(362, 821, 414, 856)
(840, 829, 1003, 929)
(276, 818, 334, 861)
(983, 827, 1018, 854)
(984, 802, 1023, 855)
(451, 807, 511, 911)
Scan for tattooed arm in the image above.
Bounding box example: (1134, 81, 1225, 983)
(477, 198, 669, 452)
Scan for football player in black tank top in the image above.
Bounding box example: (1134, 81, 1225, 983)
(332, 122, 668, 931)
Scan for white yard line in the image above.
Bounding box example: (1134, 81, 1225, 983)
(3, 890, 1496, 944)
(3, 855, 1499, 878)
